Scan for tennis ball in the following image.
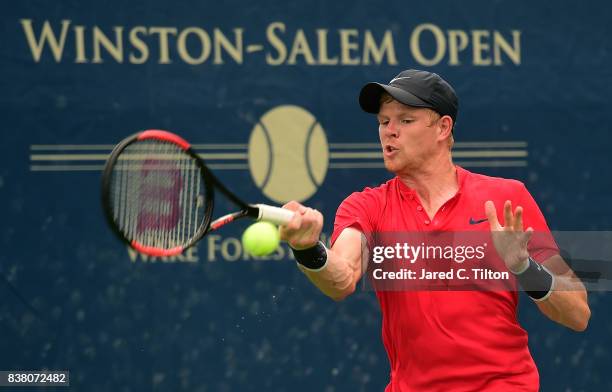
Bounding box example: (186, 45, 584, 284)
(242, 221, 281, 256)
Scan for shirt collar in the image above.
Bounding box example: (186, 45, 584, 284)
(395, 165, 468, 197)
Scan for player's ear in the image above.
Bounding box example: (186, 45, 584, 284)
(438, 115, 453, 141)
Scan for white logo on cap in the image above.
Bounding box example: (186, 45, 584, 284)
(389, 76, 411, 84)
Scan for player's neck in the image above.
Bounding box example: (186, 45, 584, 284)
(397, 157, 458, 213)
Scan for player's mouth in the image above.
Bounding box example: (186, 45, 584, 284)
(383, 145, 399, 156)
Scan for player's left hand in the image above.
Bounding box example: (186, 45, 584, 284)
(484, 200, 532, 273)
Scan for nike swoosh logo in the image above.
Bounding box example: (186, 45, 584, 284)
(389, 76, 412, 84)
(469, 217, 488, 225)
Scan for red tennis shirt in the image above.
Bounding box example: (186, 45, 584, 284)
(330, 166, 558, 392)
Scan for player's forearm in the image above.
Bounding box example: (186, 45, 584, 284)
(536, 275, 590, 331)
(297, 248, 361, 301)
(294, 227, 365, 301)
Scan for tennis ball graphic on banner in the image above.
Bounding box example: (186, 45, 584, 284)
(248, 105, 329, 203)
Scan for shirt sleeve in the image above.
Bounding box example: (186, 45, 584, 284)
(517, 183, 559, 263)
(330, 188, 382, 248)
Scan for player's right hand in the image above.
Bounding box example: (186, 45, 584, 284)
(280, 201, 324, 250)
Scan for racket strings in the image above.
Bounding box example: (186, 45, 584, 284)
(109, 140, 208, 250)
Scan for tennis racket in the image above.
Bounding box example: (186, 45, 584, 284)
(101, 129, 294, 257)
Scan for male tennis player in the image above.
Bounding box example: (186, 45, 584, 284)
(280, 69, 590, 391)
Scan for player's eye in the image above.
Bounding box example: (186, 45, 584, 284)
(400, 119, 413, 124)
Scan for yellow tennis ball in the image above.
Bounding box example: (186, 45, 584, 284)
(241, 221, 281, 256)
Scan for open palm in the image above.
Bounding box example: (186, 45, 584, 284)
(485, 200, 532, 273)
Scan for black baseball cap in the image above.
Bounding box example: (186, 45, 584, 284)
(359, 69, 459, 123)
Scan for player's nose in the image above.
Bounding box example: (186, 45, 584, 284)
(383, 120, 399, 138)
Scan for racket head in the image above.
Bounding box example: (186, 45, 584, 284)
(101, 130, 214, 256)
